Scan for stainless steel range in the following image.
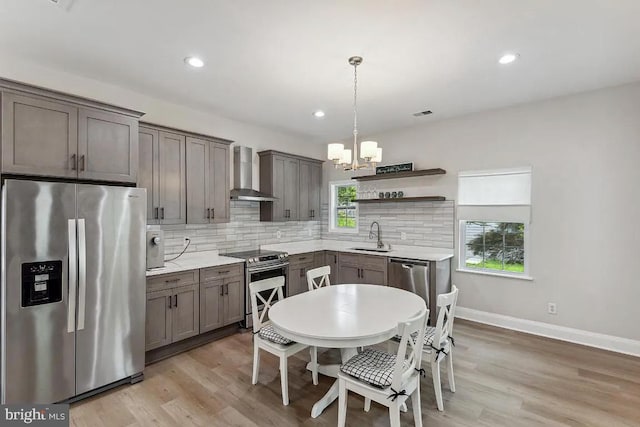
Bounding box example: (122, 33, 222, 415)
(224, 249, 289, 328)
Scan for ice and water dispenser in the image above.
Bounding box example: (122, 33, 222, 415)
(21, 261, 63, 307)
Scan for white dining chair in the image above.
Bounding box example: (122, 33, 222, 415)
(306, 266, 331, 291)
(423, 285, 459, 411)
(337, 308, 429, 427)
(305, 265, 331, 384)
(249, 276, 316, 405)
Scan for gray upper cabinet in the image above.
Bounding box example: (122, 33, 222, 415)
(158, 131, 187, 225)
(141, 124, 231, 225)
(258, 150, 322, 222)
(209, 143, 230, 223)
(1, 92, 78, 179)
(186, 137, 230, 224)
(0, 81, 143, 182)
(186, 137, 210, 224)
(138, 127, 160, 223)
(300, 160, 322, 220)
(78, 108, 138, 183)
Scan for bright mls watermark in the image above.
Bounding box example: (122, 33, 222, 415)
(1, 405, 68, 426)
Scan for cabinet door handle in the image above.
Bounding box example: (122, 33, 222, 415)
(218, 270, 230, 275)
(154, 207, 159, 219)
(79, 155, 86, 172)
(160, 207, 165, 219)
(224, 284, 229, 295)
(168, 295, 172, 309)
(70, 154, 77, 171)
(174, 294, 178, 307)
(220, 285, 224, 296)
(206, 208, 210, 219)
(211, 208, 215, 220)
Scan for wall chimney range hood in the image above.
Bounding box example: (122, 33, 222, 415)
(230, 146, 277, 202)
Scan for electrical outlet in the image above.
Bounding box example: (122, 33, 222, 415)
(276, 230, 282, 239)
(547, 302, 557, 315)
(401, 232, 407, 240)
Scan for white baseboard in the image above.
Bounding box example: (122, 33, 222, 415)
(455, 306, 640, 358)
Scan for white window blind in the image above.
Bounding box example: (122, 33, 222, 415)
(457, 167, 532, 222)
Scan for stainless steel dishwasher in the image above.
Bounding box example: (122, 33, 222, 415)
(388, 257, 451, 326)
(388, 258, 430, 305)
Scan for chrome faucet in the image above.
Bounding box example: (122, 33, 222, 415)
(369, 221, 384, 249)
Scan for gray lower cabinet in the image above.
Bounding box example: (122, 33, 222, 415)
(200, 280, 224, 332)
(325, 251, 339, 284)
(258, 150, 323, 222)
(146, 265, 243, 352)
(145, 270, 200, 351)
(288, 253, 315, 296)
(145, 283, 199, 351)
(78, 108, 138, 183)
(145, 289, 173, 351)
(186, 137, 230, 224)
(0, 83, 142, 182)
(200, 275, 243, 333)
(223, 277, 244, 324)
(338, 253, 388, 286)
(172, 284, 200, 342)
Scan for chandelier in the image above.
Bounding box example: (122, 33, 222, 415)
(327, 56, 382, 170)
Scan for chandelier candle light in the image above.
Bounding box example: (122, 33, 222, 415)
(327, 56, 382, 170)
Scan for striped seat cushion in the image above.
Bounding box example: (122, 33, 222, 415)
(258, 324, 293, 345)
(340, 349, 407, 388)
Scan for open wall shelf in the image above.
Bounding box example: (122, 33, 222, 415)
(352, 168, 446, 181)
(354, 196, 446, 203)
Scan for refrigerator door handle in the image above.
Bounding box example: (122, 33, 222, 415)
(77, 218, 87, 331)
(67, 219, 78, 333)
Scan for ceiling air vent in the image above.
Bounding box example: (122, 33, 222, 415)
(412, 110, 433, 117)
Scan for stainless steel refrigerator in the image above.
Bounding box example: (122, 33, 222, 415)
(1, 179, 146, 404)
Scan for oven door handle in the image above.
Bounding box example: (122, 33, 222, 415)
(248, 263, 289, 273)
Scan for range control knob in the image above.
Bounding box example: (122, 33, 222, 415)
(151, 236, 162, 245)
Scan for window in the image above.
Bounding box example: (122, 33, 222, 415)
(329, 181, 358, 233)
(457, 167, 531, 278)
(461, 221, 525, 273)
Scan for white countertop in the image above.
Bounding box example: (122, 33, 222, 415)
(262, 239, 453, 262)
(146, 250, 245, 277)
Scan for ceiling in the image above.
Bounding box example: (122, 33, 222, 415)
(1, 0, 640, 141)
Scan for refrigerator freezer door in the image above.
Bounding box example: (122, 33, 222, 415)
(75, 185, 146, 395)
(1, 180, 77, 404)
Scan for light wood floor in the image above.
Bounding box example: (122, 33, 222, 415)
(70, 320, 640, 426)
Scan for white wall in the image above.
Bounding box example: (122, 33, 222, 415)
(0, 52, 325, 184)
(325, 82, 640, 342)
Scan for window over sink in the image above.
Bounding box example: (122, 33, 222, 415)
(329, 181, 358, 233)
(457, 167, 532, 279)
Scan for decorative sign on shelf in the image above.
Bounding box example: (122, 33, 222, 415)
(376, 162, 413, 175)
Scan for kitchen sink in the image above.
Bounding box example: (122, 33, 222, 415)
(351, 247, 391, 253)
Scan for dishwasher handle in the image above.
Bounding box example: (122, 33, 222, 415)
(389, 258, 429, 268)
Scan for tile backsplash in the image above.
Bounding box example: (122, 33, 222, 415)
(152, 201, 321, 256)
(152, 199, 453, 256)
(320, 200, 454, 249)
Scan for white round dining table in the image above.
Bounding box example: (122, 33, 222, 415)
(269, 284, 426, 418)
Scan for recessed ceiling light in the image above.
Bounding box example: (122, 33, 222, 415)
(184, 56, 204, 68)
(313, 110, 326, 118)
(498, 53, 519, 65)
